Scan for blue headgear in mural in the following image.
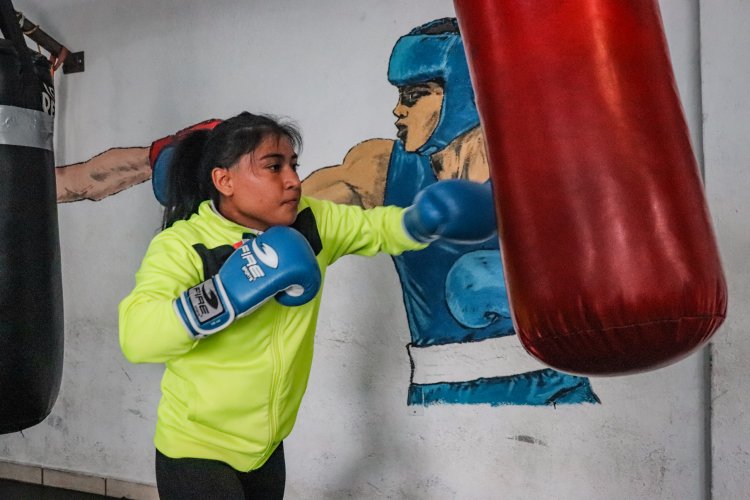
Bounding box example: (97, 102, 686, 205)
(387, 18, 480, 156)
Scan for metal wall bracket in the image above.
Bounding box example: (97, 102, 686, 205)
(62, 50, 83, 74)
(16, 10, 84, 74)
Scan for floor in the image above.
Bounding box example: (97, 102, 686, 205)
(0, 478, 108, 499)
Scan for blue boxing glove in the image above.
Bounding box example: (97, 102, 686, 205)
(403, 179, 497, 244)
(174, 226, 321, 339)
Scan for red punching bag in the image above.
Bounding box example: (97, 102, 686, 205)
(453, 0, 727, 375)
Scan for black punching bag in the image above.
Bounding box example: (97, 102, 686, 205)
(0, 0, 63, 433)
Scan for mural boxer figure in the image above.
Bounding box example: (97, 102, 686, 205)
(58, 18, 599, 407)
(304, 18, 599, 406)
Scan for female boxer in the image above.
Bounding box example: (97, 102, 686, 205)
(119, 111, 494, 499)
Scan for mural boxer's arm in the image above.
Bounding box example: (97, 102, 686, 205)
(55, 119, 222, 204)
(302, 139, 393, 209)
(55, 147, 151, 203)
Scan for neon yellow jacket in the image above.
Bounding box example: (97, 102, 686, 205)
(118, 198, 424, 471)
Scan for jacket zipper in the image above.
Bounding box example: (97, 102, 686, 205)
(267, 304, 286, 453)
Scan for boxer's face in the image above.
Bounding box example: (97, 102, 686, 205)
(213, 135, 301, 230)
(393, 82, 444, 152)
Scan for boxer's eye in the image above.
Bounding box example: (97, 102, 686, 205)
(402, 90, 428, 107)
(399, 85, 432, 107)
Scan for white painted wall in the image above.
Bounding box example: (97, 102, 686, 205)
(700, 1, 750, 498)
(0, 1, 744, 498)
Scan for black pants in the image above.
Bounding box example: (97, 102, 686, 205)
(155, 443, 285, 499)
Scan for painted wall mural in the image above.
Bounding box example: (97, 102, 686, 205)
(54, 17, 599, 407)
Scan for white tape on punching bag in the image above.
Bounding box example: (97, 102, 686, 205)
(0, 0, 63, 433)
(0, 104, 53, 148)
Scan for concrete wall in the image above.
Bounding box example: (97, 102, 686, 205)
(700, 1, 750, 498)
(0, 0, 745, 498)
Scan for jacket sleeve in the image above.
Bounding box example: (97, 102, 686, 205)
(118, 230, 203, 363)
(306, 196, 428, 264)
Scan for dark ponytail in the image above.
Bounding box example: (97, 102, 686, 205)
(161, 129, 212, 229)
(161, 112, 303, 230)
